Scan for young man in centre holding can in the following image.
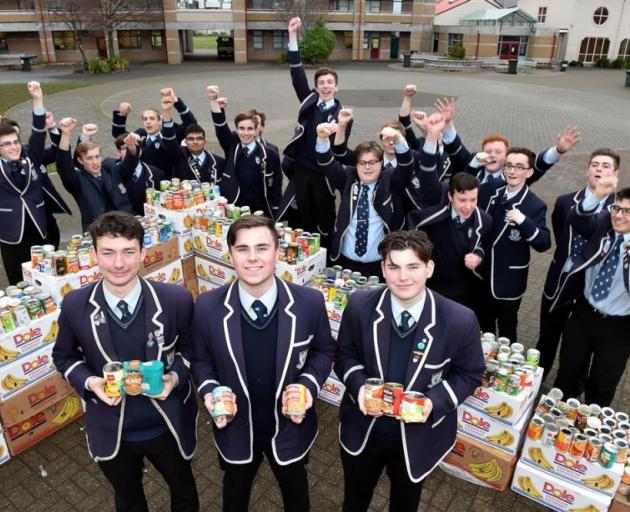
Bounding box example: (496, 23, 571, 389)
(335, 230, 485, 511)
(192, 215, 334, 512)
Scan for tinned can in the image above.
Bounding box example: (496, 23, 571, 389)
(103, 362, 124, 398)
(566, 397, 580, 422)
(541, 423, 559, 447)
(569, 433, 588, 459)
(382, 382, 404, 417)
(536, 397, 556, 416)
(555, 427, 573, 453)
(600, 442, 618, 468)
(492, 368, 509, 393)
(505, 373, 521, 396)
(123, 360, 144, 396)
(364, 378, 384, 415)
(0, 309, 16, 332)
(285, 384, 307, 418)
(527, 416, 544, 441)
(400, 392, 425, 423)
(600, 407, 615, 421)
(585, 437, 603, 463)
(526, 348, 540, 367)
(211, 386, 235, 420)
(575, 404, 591, 430)
(12, 304, 31, 327)
(615, 438, 628, 464)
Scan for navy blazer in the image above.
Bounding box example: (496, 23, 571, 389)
(551, 204, 630, 311)
(52, 278, 198, 461)
(335, 287, 484, 482)
(56, 148, 136, 231)
(211, 109, 282, 218)
(315, 145, 414, 262)
(485, 185, 551, 300)
(191, 278, 334, 465)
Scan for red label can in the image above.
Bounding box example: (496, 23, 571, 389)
(285, 384, 307, 418)
(555, 427, 573, 453)
(382, 382, 403, 417)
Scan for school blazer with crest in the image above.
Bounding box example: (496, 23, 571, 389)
(335, 287, 484, 482)
(484, 185, 551, 300)
(191, 277, 334, 465)
(52, 278, 198, 462)
(551, 204, 630, 311)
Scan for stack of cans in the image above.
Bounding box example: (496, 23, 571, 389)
(145, 179, 220, 210)
(0, 283, 56, 334)
(309, 268, 382, 311)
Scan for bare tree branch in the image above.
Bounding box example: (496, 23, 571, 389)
(274, 0, 329, 33)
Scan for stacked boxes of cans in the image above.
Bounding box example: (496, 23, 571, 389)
(512, 390, 628, 510)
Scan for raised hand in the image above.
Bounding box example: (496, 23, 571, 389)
(595, 175, 618, 200)
(288, 17, 302, 34)
(316, 122, 337, 139)
(337, 107, 353, 125)
(556, 125, 582, 154)
(217, 97, 229, 110)
(82, 123, 98, 138)
(403, 84, 417, 98)
(411, 110, 428, 131)
(27, 81, 43, 99)
(58, 117, 77, 134)
(45, 112, 56, 130)
(434, 97, 456, 124)
(207, 85, 219, 101)
(425, 112, 445, 140)
(119, 102, 132, 116)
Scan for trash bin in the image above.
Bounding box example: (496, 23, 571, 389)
(560, 60, 568, 72)
(20, 56, 32, 72)
(508, 59, 518, 74)
(403, 53, 411, 68)
(626, 69, 630, 87)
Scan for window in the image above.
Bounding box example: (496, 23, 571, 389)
(344, 31, 353, 49)
(252, 30, 263, 49)
(537, 6, 547, 23)
(0, 32, 7, 52)
(447, 33, 463, 48)
(579, 37, 610, 62)
(53, 31, 75, 50)
(593, 6, 608, 25)
(150, 30, 163, 49)
(272, 30, 288, 49)
(498, 35, 529, 58)
(366, 0, 381, 12)
(619, 39, 630, 59)
(118, 30, 142, 49)
(329, 0, 352, 10)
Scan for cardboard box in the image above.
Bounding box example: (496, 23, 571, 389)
(0, 310, 61, 368)
(609, 492, 630, 512)
(23, 264, 103, 305)
(456, 401, 532, 455)
(195, 255, 238, 288)
(191, 229, 230, 263)
(196, 277, 220, 295)
(512, 459, 611, 511)
(4, 392, 82, 456)
(177, 231, 194, 258)
(0, 430, 10, 466)
(441, 431, 518, 491)
(276, 249, 327, 286)
(0, 372, 75, 426)
(520, 436, 623, 497)
(139, 237, 179, 276)
(0, 344, 55, 399)
(463, 367, 543, 426)
(318, 370, 345, 407)
(144, 202, 212, 234)
(143, 259, 184, 286)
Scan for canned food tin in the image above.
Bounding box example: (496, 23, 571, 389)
(400, 392, 425, 423)
(510, 343, 524, 354)
(285, 384, 307, 418)
(493, 368, 509, 392)
(141, 360, 164, 395)
(556, 419, 570, 430)
(615, 439, 628, 464)
(589, 403, 602, 419)
(103, 362, 124, 398)
(541, 423, 559, 447)
(211, 386, 235, 420)
(12, 305, 30, 327)
(600, 407, 615, 421)
(599, 434, 613, 444)
(506, 373, 521, 396)
(25, 298, 43, 319)
(599, 425, 612, 436)
(616, 412, 630, 424)
(364, 378, 384, 415)
(527, 416, 544, 441)
(555, 427, 573, 453)
(497, 336, 510, 346)
(586, 416, 602, 430)
(600, 442, 618, 468)
(536, 397, 556, 416)
(613, 429, 627, 441)
(566, 397, 580, 421)
(382, 382, 404, 417)
(576, 404, 591, 430)
(569, 433, 588, 459)
(0, 309, 16, 332)
(585, 437, 603, 463)
(123, 360, 143, 396)
(526, 348, 540, 367)
(583, 428, 598, 438)
(31, 246, 43, 268)
(604, 417, 618, 430)
(481, 332, 496, 343)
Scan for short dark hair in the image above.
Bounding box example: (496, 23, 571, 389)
(141, 108, 160, 119)
(449, 172, 480, 195)
(314, 67, 338, 86)
(590, 148, 620, 170)
(506, 147, 536, 170)
(184, 124, 206, 139)
(353, 141, 383, 165)
(114, 133, 128, 150)
(0, 123, 19, 140)
(234, 111, 258, 128)
(378, 230, 433, 264)
(227, 215, 279, 249)
(0, 118, 20, 130)
(89, 211, 144, 250)
(249, 109, 266, 127)
(616, 187, 630, 202)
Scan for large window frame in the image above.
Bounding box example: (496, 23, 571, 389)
(53, 30, 75, 50)
(578, 37, 610, 62)
(118, 30, 143, 50)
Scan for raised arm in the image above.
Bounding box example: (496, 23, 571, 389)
(569, 175, 617, 238)
(315, 122, 349, 191)
(528, 125, 582, 186)
(208, 85, 233, 156)
(331, 108, 354, 165)
(112, 132, 141, 180)
(112, 101, 131, 138)
(287, 17, 312, 103)
(399, 85, 422, 151)
(26, 81, 46, 168)
(56, 117, 81, 194)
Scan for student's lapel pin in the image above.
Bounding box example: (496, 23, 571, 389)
(155, 330, 165, 345)
(412, 339, 428, 363)
(154, 142, 160, 149)
(94, 310, 106, 326)
(146, 332, 155, 348)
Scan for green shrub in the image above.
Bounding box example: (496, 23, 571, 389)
(109, 55, 129, 71)
(299, 20, 335, 64)
(278, 51, 288, 64)
(87, 57, 111, 74)
(594, 56, 610, 68)
(447, 43, 466, 60)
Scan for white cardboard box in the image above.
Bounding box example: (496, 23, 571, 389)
(194, 255, 238, 288)
(276, 249, 326, 286)
(177, 231, 194, 258)
(0, 344, 55, 400)
(196, 277, 220, 295)
(144, 202, 214, 234)
(318, 369, 345, 407)
(144, 259, 184, 286)
(0, 429, 10, 466)
(22, 264, 103, 305)
(0, 311, 61, 368)
(520, 436, 623, 497)
(512, 459, 612, 511)
(191, 229, 229, 263)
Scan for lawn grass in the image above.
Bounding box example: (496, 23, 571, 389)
(0, 81, 96, 115)
(193, 35, 218, 50)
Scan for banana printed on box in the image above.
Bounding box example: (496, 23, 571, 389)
(0, 311, 61, 367)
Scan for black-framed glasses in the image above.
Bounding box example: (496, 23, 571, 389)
(0, 139, 21, 148)
(609, 204, 630, 216)
(503, 163, 530, 172)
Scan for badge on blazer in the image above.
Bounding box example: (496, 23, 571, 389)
(468, 227, 473, 238)
(165, 349, 175, 370)
(31, 168, 38, 181)
(94, 310, 106, 326)
(255, 156, 261, 165)
(411, 177, 420, 190)
(146, 332, 155, 348)
(428, 370, 443, 389)
(154, 142, 160, 149)
(118, 183, 127, 194)
(508, 228, 521, 241)
(352, 182, 359, 200)
(296, 349, 308, 369)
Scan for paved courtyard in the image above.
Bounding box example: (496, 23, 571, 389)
(1, 62, 630, 511)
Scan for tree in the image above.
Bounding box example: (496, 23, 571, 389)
(46, 0, 93, 70)
(275, 0, 329, 33)
(300, 20, 335, 64)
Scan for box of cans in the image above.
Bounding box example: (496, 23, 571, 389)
(276, 249, 326, 286)
(143, 259, 185, 286)
(22, 264, 103, 305)
(0, 310, 61, 368)
(195, 255, 238, 288)
(318, 370, 346, 407)
(144, 202, 212, 234)
(139, 237, 179, 276)
(512, 459, 612, 511)
(0, 429, 10, 466)
(0, 344, 55, 400)
(457, 401, 533, 455)
(191, 229, 229, 263)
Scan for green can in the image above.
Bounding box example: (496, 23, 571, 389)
(0, 309, 16, 332)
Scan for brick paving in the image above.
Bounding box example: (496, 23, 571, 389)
(1, 63, 630, 511)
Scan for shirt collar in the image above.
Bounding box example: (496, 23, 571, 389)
(242, 141, 257, 153)
(383, 157, 397, 167)
(358, 180, 377, 191)
(103, 277, 142, 317)
(238, 279, 278, 321)
(317, 98, 335, 110)
(390, 292, 426, 326)
(484, 170, 504, 182)
(191, 151, 207, 165)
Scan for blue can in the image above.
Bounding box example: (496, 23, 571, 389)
(141, 360, 164, 395)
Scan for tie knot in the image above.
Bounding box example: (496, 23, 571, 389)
(117, 300, 131, 321)
(251, 300, 267, 324)
(242, 145, 250, 157)
(399, 310, 413, 333)
(318, 101, 327, 112)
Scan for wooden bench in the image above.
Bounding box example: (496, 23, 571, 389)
(0, 54, 37, 71)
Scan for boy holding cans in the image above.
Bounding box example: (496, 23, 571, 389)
(335, 230, 485, 511)
(52, 211, 199, 511)
(192, 215, 334, 512)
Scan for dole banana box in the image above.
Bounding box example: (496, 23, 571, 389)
(318, 369, 345, 407)
(521, 436, 623, 497)
(456, 401, 532, 455)
(0, 372, 76, 427)
(195, 255, 238, 287)
(144, 259, 185, 286)
(23, 265, 103, 305)
(441, 431, 518, 491)
(177, 231, 194, 258)
(276, 249, 326, 286)
(4, 392, 82, 456)
(0, 310, 61, 368)
(512, 459, 611, 512)
(191, 228, 229, 263)
(144, 202, 212, 234)
(0, 344, 55, 400)
(196, 276, 220, 295)
(138, 237, 179, 276)
(0, 429, 10, 466)
(463, 366, 543, 426)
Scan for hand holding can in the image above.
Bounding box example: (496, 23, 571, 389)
(208, 386, 236, 428)
(361, 378, 384, 416)
(282, 384, 312, 423)
(103, 362, 124, 398)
